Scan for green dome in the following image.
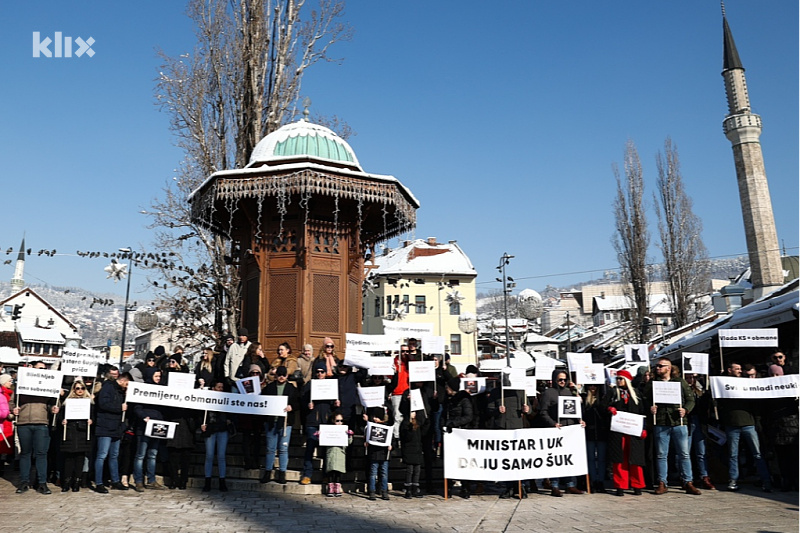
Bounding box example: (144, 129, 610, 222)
(248, 119, 361, 170)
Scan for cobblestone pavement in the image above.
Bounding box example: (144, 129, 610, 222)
(1, 477, 797, 533)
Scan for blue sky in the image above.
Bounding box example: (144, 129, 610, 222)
(0, 1, 797, 303)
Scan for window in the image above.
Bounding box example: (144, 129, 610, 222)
(450, 334, 462, 355)
(402, 295, 409, 314)
(415, 295, 426, 314)
(449, 301, 460, 315)
(374, 297, 381, 317)
(3, 305, 11, 315)
(386, 296, 392, 314)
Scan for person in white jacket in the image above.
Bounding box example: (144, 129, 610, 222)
(224, 328, 251, 381)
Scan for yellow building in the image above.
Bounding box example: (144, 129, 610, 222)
(363, 238, 477, 368)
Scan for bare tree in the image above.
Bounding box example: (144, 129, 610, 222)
(613, 140, 650, 342)
(146, 0, 351, 343)
(654, 138, 709, 329)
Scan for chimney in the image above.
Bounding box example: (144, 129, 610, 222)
(427, 237, 437, 246)
(600, 292, 605, 299)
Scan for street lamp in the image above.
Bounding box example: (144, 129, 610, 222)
(565, 311, 572, 354)
(496, 253, 515, 367)
(118, 247, 134, 368)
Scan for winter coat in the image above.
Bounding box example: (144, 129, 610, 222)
(400, 416, 429, 465)
(336, 368, 367, 423)
(58, 398, 93, 454)
(165, 406, 196, 450)
(325, 435, 352, 474)
(365, 405, 393, 462)
(262, 380, 300, 428)
(302, 380, 337, 427)
(95, 379, 127, 439)
(267, 357, 299, 383)
(539, 385, 581, 428)
(0, 386, 13, 455)
(603, 387, 646, 466)
(487, 388, 527, 430)
(225, 341, 251, 380)
(195, 359, 223, 389)
(442, 390, 473, 431)
(582, 393, 611, 442)
(12, 394, 53, 426)
(765, 397, 799, 446)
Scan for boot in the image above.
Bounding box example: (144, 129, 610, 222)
(404, 486, 412, 499)
(334, 482, 343, 497)
(61, 478, 71, 493)
(368, 491, 377, 501)
(260, 470, 272, 484)
(202, 477, 211, 492)
(72, 478, 80, 493)
(701, 476, 716, 490)
(277, 470, 287, 485)
(219, 478, 228, 492)
(654, 481, 668, 495)
(413, 484, 423, 498)
(327, 482, 335, 497)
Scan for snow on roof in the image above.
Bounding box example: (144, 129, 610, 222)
(372, 239, 476, 277)
(522, 332, 559, 344)
(593, 294, 672, 314)
(0, 346, 20, 364)
(17, 325, 65, 344)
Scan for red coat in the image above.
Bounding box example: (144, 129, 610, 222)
(0, 385, 13, 455)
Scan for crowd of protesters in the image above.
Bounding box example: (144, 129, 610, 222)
(0, 333, 796, 501)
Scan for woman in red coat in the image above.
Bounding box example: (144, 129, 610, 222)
(0, 374, 14, 459)
(603, 370, 647, 496)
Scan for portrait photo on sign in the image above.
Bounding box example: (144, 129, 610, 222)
(558, 395, 581, 419)
(236, 376, 260, 395)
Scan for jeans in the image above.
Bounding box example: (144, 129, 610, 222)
(726, 425, 771, 487)
(94, 436, 121, 485)
(265, 422, 292, 472)
(204, 431, 229, 478)
(689, 415, 708, 478)
(550, 476, 576, 489)
(586, 440, 607, 483)
(391, 394, 404, 439)
(133, 436, 162, 484)
(303, 426, 319, 478)
(17, 424, 50, 485)
(369, 459, 389, 493)
(654, 424, 692, 484)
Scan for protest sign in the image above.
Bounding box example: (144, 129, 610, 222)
(60, 352, 100, 377)
(624, 344, 649, 363)
(443, 425, 588, 482)
(461, 377, 487, 396)
(610, 411, 645, 437)
(534, 358, 557, 380)
(319, 424, 349, 447)
(566, 353, 591, 374)
(344, 349, 372, 369)
(17, 367, 63, 399)
(421, 336, 446, 355)
(523, 376, 538, 397)
(367, 358, 396, 376)
(501, 368, 526, 390)
(64, 398, 92, 420)
(558, 396, 581, 419)
(409, 388, 426, 411)
(575, 363, 605, 385)
(61, 348, 106, 363)
(718, 328, 778, 348)
(709, 375, 800, 399)
(127, 382, 287, 416)
(167, 372, 196, 390)
(345, 333, 398, 353)
(236, 376, 261, 395)
(409, 360, 435, 382)
(145, 419, 177, 439)
(605, 367, 618, 384)
(357, 385, 386, 408)
(311, 379, 339, 401)
(366, 422, 392, 447)
(682, 352, 709, 375)
(651, 381, 682, 404)
(382, 320, 434, 340)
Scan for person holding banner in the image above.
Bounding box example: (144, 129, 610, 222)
(487, 380, 530, 498)
(0, 374, 13, 465)
(643, 358, 700, 496)
(58, 380, 93, 492)
(12, 361, 59, 495)
(94, 371, 130, 493)
(300, 362, 341, 485)
(323, 410, 354, 497)
(399, 390, 429, 498)
(364, 403, 393, 500)
(539, 369, 586, 497)
(685, 373, 715, 491)
(442, 377, 474, 499)
(200, 380, 232, 492)
(764, 364, 799, 491)
(582, 383, 610, 494)
(131, 368, 168, 492)
(390, 345, 411, 442)
(603, 370, 646, 496)
(261, 366, 299, 484)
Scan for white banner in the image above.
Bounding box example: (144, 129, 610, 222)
(311, 379, 339, 401)
(421, 335, 446, 355)
(610, 411, 645, 437)
(17, 367, 63, 398)
(60, 353, 100, 377)
(558, 396, 581, 419)
(409, 360, 435, 382)
(682, 352, 709, 375)
(145, 419, 177, 439)
(319, 424, 349, 447)
(64, 398, 92, 420)
(566, 353, 591, 373)
(127, 382, 287, 416)
(462, 377, 487, 396)
(346, 333, 398, 353)
(575, 363, 605, 385)
(718, 328, 779, 348)
(652, 381, 682, 405)
(357, 385, 386, 408)
(382, 320, 434, 340)
(168, 372, 196, 390)
(624, 344, 649, 363)
(409, 388, 426, 412)
(443, 426, 588, 481)
(710, 375, 800, 399)
(366, 422, 392, 447)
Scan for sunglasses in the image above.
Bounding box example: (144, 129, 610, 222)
(74, 387, 85, 390)
(249, 372, 262, 376)
(316, 369, 326, 373)
(615, 377, 626, 380)
(400, 350, 409, 353)
(556, 378, 567, 382)
(334, 419, 344, 422)
(325, 344, 335, 348)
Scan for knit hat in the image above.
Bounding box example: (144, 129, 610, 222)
(768, 364, 784, 377)
(249, 364, 263, 375)
(616, 369, 633, 382)
(446, 376, 462, 392)
(275, 366, 288, 377)
(238, 327, 249, 337)
(323, 337, 334, 347)
(313, 361, 328, 374)
(154, 345, 166, 357)
(465, 365, 479, 376)
(0, 374, 12, 387)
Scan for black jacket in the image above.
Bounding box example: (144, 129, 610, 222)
(95, 380, 127, 439)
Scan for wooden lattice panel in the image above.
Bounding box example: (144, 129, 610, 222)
(268, 272, 297, 332)
(312, 273, 340, 332)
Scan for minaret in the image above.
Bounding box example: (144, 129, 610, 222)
(10, 237, 26, 291)
(721, 9, 783, 298)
